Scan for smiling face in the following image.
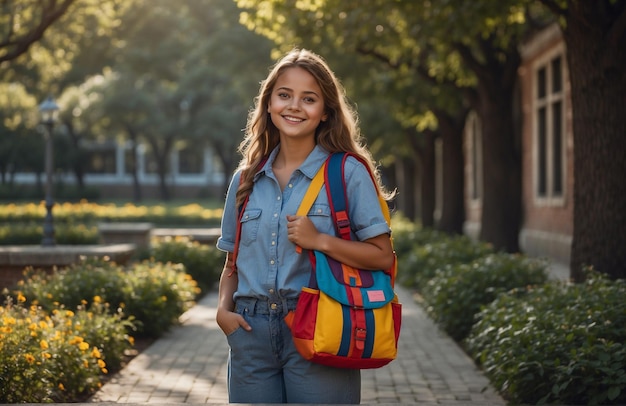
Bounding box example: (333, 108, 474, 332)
(268, 66, 327, 142)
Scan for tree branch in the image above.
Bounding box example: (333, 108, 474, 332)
(0, 0, 77, 64)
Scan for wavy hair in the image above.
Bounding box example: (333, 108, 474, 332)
(235, 48, 391, 207)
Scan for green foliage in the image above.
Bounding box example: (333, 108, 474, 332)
(0, 201, 223, 231)
(0, 296, 131, 403)
(466, 271, 626, 405)
(398, 231, 494, 289)
(3, 255, 200, 402)
(121, 260, 199, 337)
(18, 258, 129, 311)
(0, 222, 100, 245)
(17, 257, 200, 337)
(421, 252, 549, 341)
(148, 237, 224, 294)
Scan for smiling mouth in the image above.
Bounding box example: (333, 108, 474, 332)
(283, 115, 304, 123)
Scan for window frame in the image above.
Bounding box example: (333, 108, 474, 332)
(531, 45, 567, 207)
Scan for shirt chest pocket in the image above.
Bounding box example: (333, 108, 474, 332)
(240, 208, 262, 246)
(307, 203, 333, 235)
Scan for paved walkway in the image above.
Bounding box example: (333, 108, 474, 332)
(89, 284, 505, 405)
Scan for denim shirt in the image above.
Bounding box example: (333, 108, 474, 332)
(216, 145, 390, 302)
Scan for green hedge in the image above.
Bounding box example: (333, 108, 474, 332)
(466, 271, 626, 405)
(396, 229, 494, 289)
(0, 222, 100, 245)
(146, 237, 224, 294)
(421, 253, 549, 341)
(16, 257, 200, 337)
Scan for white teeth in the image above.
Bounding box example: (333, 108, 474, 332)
(284, 116, 304, 122)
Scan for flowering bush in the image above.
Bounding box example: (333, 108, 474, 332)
(0, 294, 132, 402)
(17, 257, 200, 338)
(148, 236, 224, 293)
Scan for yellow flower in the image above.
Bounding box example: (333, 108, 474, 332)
(43, 352, 51, 359)
(128, 336, 135, 345)
(17, 293, 26, 303)
(58, 383, 65, 391)
(78, 342, 89, 351)
(83, 359, 89, 368)
(65, 310, 74, 317)
(40, 340, 49, 350)
(93, 295, 102, 304)
(69, 336, 84, 345)
(28, 323, 38, 331)
(2, 316, 16, 325)
(97, 359, 106, 369)
(91, 347, 101, 358)
(24, 354, 36, 364)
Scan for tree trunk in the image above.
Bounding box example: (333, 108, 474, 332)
(395, 156, 417, 221)
(561, 2, 626, 281)
(477, 90, 522, 252)
(463, 40, 522, 253)
(434, 109, 467, 235)
(409, 130, 436, 228)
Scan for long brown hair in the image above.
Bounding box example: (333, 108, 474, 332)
(235, 48, 391, 207)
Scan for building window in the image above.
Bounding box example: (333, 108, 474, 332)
(467, 111, 483, 202)
(534, 53, 565, 204)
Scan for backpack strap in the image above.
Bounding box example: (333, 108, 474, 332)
(325, 153, 352, 241)
(294, 162, 326, 253)
(325, 152, 397, 284)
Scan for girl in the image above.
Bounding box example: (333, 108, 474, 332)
(216, 48, 394, 404)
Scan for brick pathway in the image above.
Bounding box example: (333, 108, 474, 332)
(89, 285, 505, 404)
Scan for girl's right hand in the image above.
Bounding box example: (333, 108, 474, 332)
(216, 307, 252, 335)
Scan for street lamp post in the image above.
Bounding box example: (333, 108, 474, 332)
(39, 96, 59, 247)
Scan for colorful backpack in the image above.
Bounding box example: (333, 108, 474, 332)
(284, 152, 402, 369)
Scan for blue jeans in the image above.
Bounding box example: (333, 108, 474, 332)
(227, 297, 361, 404)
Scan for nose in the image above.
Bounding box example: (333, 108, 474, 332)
(287, 99, 301, 111)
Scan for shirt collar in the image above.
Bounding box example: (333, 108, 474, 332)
(255, 144, 330, 181)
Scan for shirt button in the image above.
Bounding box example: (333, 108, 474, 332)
(288, 183, 293, 188)
(317, 209, 322, 213)
(274, 213, 278, 218)
(270, 303, 278, 310)
(277, 196, 281, 200)
(269, 289, 275, 294)
(271, 241, 276, 246)
(270, 260, 275, 265)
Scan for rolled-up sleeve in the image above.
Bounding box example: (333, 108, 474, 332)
(216, 171, 241, 253)
(343, 157, 391, 242)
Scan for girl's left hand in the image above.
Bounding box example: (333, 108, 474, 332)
(286, 214, 321, 250)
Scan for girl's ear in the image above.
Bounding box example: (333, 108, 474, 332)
(322, 112, 328, 122)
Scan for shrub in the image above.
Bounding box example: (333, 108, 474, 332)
(0, 296, 129, 402)
(466, 271, 626, 405)
(398, 232, 494, 289)
(18, 258, 129, 311)
(421, 253, 549, 341)
(0, 222, 99, 245)
(17, 257, 200, 337)
(148, 236, 224, 293)
(122, 260, 199, 337)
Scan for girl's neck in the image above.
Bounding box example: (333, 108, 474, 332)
(273, 138, 316, 169)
